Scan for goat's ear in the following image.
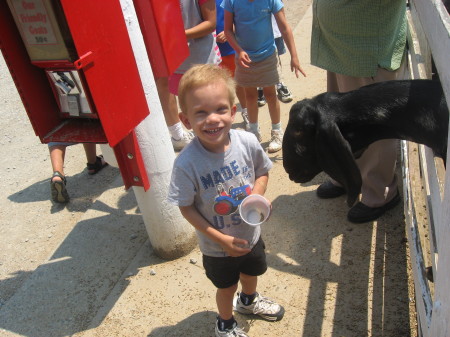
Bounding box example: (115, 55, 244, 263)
(315, 121, 362, 206)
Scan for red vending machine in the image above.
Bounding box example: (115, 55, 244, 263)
(0, 0, 188, 189)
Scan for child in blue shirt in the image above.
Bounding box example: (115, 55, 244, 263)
(215, 0, 249, 130)
(223, 0, 306, 153)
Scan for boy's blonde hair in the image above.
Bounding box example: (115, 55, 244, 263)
(178, 64, 236, 113)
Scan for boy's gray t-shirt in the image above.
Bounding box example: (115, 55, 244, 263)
(168, 129, 273, 257)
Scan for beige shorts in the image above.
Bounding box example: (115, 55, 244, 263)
(235, 51, 281, 87)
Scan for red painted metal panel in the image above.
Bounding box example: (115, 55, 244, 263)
(113, 131, 150, 191)
(134, 0, 189, 78)
(32, 60, 75, 69)
(42, 119, 106, 144)
(60, 0, 150, 147)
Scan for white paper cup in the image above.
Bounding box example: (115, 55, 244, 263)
(239, 194, 271, 226)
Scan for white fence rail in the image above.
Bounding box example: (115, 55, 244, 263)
(403, 0, 450, 336)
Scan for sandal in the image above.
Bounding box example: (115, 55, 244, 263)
(87, 155, 108, 175)
(51, 171, 70, 203)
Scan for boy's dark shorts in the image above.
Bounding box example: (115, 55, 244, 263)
(202, 237, 267, 289)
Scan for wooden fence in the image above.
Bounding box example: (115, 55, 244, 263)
(402, 0, 450, 336)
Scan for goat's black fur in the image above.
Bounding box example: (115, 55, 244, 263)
(282, 79, 448, 206)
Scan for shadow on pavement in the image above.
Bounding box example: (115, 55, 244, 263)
(147, 311, 217, 337)
(265, 185, 411, 336)
(7, 166, 119, 211)
(0, 189, 149, 337)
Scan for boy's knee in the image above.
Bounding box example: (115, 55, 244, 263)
(218, 283, 238, 294)
(239, 273, 257, 282)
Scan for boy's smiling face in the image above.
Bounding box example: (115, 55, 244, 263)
(180, 80, 236, 153)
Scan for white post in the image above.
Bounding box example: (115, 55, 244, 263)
(119, 0, 196, 259)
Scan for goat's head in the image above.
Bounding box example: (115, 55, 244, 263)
(282, 98, 362, 206)
(283, 100, 321, 183)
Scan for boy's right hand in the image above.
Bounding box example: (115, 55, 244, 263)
(221, 234, 251, 257)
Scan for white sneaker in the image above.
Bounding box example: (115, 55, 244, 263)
(215, 318, 248, 337)
(241, 110, 250, 130)
(235, 292, 285, 321)
(171, 130, 194, 151)
(248, 128, 262, 142)
(267, 129, 283, 153)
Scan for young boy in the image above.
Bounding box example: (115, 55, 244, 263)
(223, 0, 306, 153)
(168, 64, 284, 337)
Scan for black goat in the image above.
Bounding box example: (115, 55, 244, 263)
(282, 80, 448, 206)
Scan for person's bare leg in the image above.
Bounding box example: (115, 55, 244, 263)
(244, 87, 258, 123)
(49, 144, 71, 202)
(83, 143, 97, 165)
(216, 283, 238, 321)
(236, 85, 247, 109)
(236, 85, 249, 128)
(240, 273, 257, 296)
(49, 145, 66, 181)
(155, 77, 180, 127)
(263, 86, 280, 124)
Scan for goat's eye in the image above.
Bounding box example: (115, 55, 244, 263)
(293, 130, 303, 138)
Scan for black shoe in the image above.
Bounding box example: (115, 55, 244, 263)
(50, 171, 69, 203)
(87, 155, 108, 175)
(316, 180, 346, 199)
(276, 83, 293, 103)
(347, 192, 401, 223)
(257, 88, 266, 107)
